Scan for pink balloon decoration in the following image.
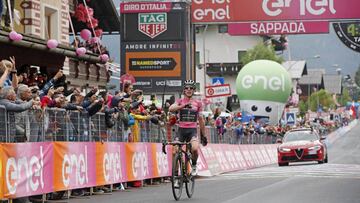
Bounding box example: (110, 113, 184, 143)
(47, 39, 58, 49)
(76, 47, 87, 56)
(100, 54, 109, 62)
(9, 31, 18, 41)
(90, 37, 101, 44)
(15, 33, 23, 41)
(80, 29, 91, 40)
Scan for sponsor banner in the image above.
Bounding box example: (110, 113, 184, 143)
(124, 143, 152, 181)
(124, 42, 183, 51)
(126, 52, 181, 77)
(138, 13, 168, 39)
(222, 145, 241, 172)
(149, 144, 172, 178)
(196, 146, 209, 173)
(259, 145, 272, 165)
(121, 10, 185, 41)
(1, 143, 53, 198)
(265, 144, 278, 163)
(199, 144, 222, 175)
(0, 142, 281, 198)
(211, 144, 231, 172)
(248, 145, 262, 167)
(121, 2, 173, 13)
(205, 84, 231, 98)
(95, 142, 127, 186)
(228, 21, 329, 35)
(239, 145, 256, 169)
(192, 0, 360, 23)
(232, 145, 249, 170)
(53, 142, 96, 191)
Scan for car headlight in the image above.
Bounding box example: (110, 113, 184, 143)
(308, 146, 321, 151)
(279, 148, 291, 152)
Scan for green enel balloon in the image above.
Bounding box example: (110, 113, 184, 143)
(236, 60, 292, 103)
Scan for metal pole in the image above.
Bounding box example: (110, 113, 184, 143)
(203, 25, 208, 95)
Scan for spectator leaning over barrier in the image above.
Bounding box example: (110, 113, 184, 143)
(82, 87, 103, 117)
(0, 86, 33, 142)
(15, 84, 34, 142)
(38, 69, 64, 99)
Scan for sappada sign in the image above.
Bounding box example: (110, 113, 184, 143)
(191, 0, 360, 23)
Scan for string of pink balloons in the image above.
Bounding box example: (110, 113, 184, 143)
(9, 28, 108, 63)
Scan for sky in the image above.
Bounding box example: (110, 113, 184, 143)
(103, 0, 360, 78)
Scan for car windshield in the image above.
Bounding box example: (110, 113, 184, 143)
(283, 131, 319, 142)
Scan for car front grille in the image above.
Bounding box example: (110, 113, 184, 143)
(281, 154, 319, 161)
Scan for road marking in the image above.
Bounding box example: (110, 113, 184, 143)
(202, 164, 360, 180)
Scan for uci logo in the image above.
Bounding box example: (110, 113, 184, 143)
(241, 74, 286, 91)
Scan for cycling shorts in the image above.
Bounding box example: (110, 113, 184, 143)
(176, 128, 198, 142)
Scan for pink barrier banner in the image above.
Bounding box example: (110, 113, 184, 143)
(1, 143, 53, 198)
(254, 145, 268, 166)
(0, 141, 279, 199)
(247, 145, 262, 168)
(265, 144, 278, 163)
(124, 143, 153, 181)
(149, 143, 172, 178)
(228, 21, 329, 35)
(199, 144, 222, 175)
(222, 145, 242, 172)
(53, 142, 96, 191)
(192, 0, 360, 23)
(231, 145, 249, 170)
(95, 142, 127, 186)
(259, 145, 272, 165)
(239, 145, 256, 169)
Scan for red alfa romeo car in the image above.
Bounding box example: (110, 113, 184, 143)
(277, 128, 328, 166)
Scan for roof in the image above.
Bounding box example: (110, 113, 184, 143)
(299, 69, 325, 85)
(282, 60, 308, 79)
(72, 0, 120, 34)
(323, 74, 342, 94)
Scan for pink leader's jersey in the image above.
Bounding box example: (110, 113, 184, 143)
(176, 97, 203, 128)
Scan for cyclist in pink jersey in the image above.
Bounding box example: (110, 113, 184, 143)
(169, 80, 207, 176)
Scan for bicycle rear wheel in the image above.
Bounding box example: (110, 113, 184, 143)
(172, 153, 183, 201)
(185, 158, 195, 198)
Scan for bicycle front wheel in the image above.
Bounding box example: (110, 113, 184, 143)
(172, 153, 183, 201)
(185, 159, 195, 198)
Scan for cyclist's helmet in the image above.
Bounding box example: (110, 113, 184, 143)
(183, 79, 196, 89)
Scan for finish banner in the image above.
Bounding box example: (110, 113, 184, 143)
(192, 0, 360, 23)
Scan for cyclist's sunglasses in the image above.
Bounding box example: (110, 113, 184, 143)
(184, 86, 195, 90)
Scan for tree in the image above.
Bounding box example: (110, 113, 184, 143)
(339, 88, 351, 106)
(298, 100, 308, 117)
(240, 43, 284, 65)
(355, 64, 360, 87)
(308, 89, 334, 112)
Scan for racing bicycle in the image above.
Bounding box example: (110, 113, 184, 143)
(162, 141, 195, 201)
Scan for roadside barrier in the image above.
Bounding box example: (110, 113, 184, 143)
(0, 141, 278, 199)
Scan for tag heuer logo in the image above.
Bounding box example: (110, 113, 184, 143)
(138, 13, 167, 39)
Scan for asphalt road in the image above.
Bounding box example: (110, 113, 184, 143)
(68, 123, 360, 203)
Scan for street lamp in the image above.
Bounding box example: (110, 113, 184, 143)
(332, 64, 342, 75)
